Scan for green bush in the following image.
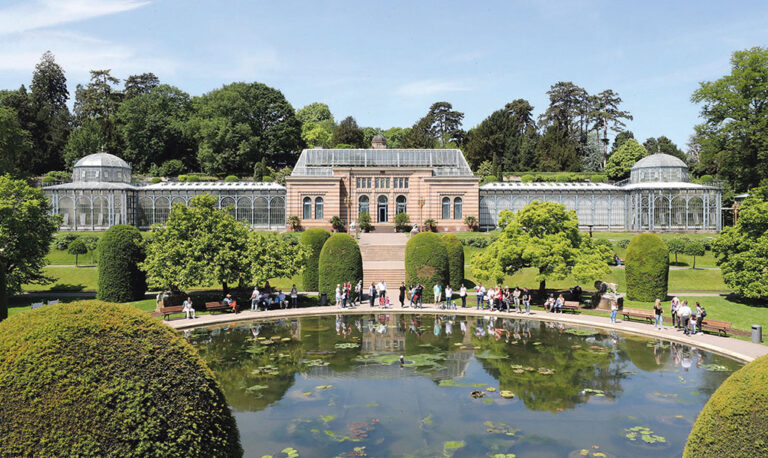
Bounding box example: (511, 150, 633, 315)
(625, 233, 669, 301)
(480, 175, 498, 185)
(67, 238, 87, 265)
(394, 212, 410, 232)
(684, 354, 768, 457)
(150, 176, 162, 184)
(54, 233, 80, 250)
(617, 239, 630, 249)
(300, 228, 331, 291)
(460, 235, 489, 248)
(357, 211, 372, 232)
(520, 174, 534, 183)
(42, 170, 70, 184)
(424, 218, 437, 232)
(97, 225, 147, 302)
(696, 174, 714, 184)
(590, 174, 607, 183)
(405, 232, 448, 302)
(442, 234, 464, 288)
(317, 234, 363, 298)
(0, 301, 242, 457)
(224, 175, 239, 182)
(329, 215, 345, 232)
(160, 159, 185, 177)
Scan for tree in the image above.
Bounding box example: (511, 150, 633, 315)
(611, 130, 634, 153)
(0, 107, 33, 176)
(0, 175, 59, 320)
(296, 102, 333, 125)
(297, 103, 335, 148)
(299, 228, 330, 291)
(625, 233, 669, 301)
(123, 72, 159, 99)
(117, 84, 195, 173)
(589, 89, 632, 162)
(691, 47, 768, 192)
(29, 51, 71, 172)
(62, 118, 107, 168)
(404, 115, 436, 148)
(685, 241, 705, 269)
(97, 225, 146, 302)
(73, 70, 123, 153)
(141, 195, 250, 293)
(581, 132, 605, 172)
(382, 127, 410, 148)
(463, 99, 537, 171)
(332, 116, 365, 148)
(317, 234, 363, 298)
(80, 235, 99, 264)
(535, 125, 580, 172)
(248, 232, 309, 286)
(643, 136, 686, 161)
(470, 201, 611, 291)
(67, 238, 87, 266)
(712, 186, 768, 299)
(190, 82, 303, 175)
(605, 138, 647, 180)
(405, 232, 448, 302)
(404, 102, 465, 148)
(538, 81, 590, 155)
(666, 237, 688, 264)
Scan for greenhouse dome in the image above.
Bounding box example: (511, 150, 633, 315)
(73, 152, 132, 184)
(630, 153, 689, 184)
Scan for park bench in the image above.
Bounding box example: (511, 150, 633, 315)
(48, 299, 59, 306)
(205, 301, 229, 313)
(621, 307, 655, 323)
(160, 305, 184, 320)
(31, 302, 44, 310)
(699, 319, 733, 337)
(562, 301, 581, 313)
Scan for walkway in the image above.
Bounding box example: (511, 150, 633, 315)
(166, 303, 768, 363)
(359, 232, 408, 287)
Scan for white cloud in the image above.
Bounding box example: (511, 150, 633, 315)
(393, 79, 471, 97)
(0, 0, 149, 36)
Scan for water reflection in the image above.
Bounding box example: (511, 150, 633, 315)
(186, 314, 741, 457)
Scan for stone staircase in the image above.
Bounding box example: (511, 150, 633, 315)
(358, 232, 407, 288)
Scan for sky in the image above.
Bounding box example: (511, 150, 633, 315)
(1, 0, 767, 149)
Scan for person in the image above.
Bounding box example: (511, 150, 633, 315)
(381, 281, 387, 302)
(614, 253, 621, 266)
(250, 286, 260, 311)
(416, 283, 424, 308)
(277, 290, 286, 309)
(544, 293, 555, 312)
(369, 282, 377, 307)
(522, 288, 531, 314)
(513, 287, 522, 313)
(341, 284, 348, 308)
(486, 285, 495, 310)
(290, 284, 298, 309)
(670, 297, 679, 329)
(610, 299, 618, 323)
(399, 282, 406, 308)
(496, 286, 503, 311)
(263, 281, 272, 295)
(653, 298, 663, 330)
(459, 283, 467, 308)
(182, 296, 196, 319)
(377, 280, 386, 302)
(445, 284, 453, 309)
(679, 300, 692, 336)
(554, 294, 564, 313)
(335, 284, 342, 307)
(223, 293, 238, 314)
(433, 283, 442, 307)
(475, 282, 485, 310)
(696, 302, 706, 335)
(354, 280, 362, 306)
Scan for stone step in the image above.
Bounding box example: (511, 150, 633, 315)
(360, 246, 406, 261)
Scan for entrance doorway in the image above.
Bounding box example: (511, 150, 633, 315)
(377, 195, 388, 222)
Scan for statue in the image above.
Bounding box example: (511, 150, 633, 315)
(593, 280, 622, 311)
(410, 223, 419, 238)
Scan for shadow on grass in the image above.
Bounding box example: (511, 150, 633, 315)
(48, 283, 86, 292)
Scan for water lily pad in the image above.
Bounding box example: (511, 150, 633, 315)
(500, 391, 515, 399)
(281, 337, 291, 342)
(565, 328, 599, 336)
(700, 363, 731, 372)
(246, 384, 269, 392)
(484, 421, 521, 436)
(439, 379, 487, 388)
(320, 415, 335, 422)
(470, 390, 485, 398)
(281, 447, 299, 458)
(624, 425, 666, 445)
(315, 385, 333, 390)
(271, 336, 282, 341)
(443, 440, 465, 455)
(486, 387, 497, 392)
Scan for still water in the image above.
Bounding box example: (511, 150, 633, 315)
(184, 314, 741, 457)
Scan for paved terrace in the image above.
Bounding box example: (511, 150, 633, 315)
(166, 303, 768, 363)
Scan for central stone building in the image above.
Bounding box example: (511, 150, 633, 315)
(285, 136, 479, 231)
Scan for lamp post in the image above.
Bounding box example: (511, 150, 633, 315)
(418, 197, 425, 231)
(344, 196, 352, 234)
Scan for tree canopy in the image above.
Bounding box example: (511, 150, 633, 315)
(643, 136, 686, 161)
(605, 138, 647, 180)
(332, 116, 365, 148)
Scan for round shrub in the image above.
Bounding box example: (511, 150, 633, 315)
(520, 174, 534, 183)
(405, 232, 448, 302)
(617, 239, 630, 249)
(0, 301, 242, 456)
(317, 234, 363, 298)
(224, 175, 239, 182)
(684, 354, 768, 457)
(97, 225, 147, 302)
(625, 233, 669, 301)
(442, 234, 464, 289)
(300, 228, 331, 291)
(590, 174, 607, 183)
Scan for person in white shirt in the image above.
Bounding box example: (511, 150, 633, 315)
(182, 296, 196, 319)
(487, 286, 495, 310)
(459, 284, 467, 308)
(250, 287, 260, 311)
(671, 296, 681, 329)
(354, 280, 362, 306)
(513, 287, 522, 313)
(678, 301, 692, 335)
(445, 285, 453, 308)
(335, 284, 342, 307)
(476, 283, 486, 309)
(377, 281, 386, 302)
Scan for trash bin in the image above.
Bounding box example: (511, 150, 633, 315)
(319, 292, 328, 307)
(752, 324, 762, 343)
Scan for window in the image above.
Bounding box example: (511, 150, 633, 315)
(394, 177, 409, 189)
(315, 197, 324, 220)
(396, 195, 407, 214)
(359, 195, 369, 216)
(453, 197, 462, 220)
(404, 177, 409, 188)
(442, 197, 451, 220)
(303, 197, 311, 219)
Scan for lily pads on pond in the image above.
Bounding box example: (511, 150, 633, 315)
(439, 379, 487, 388)
(624, 425, 666, 444)
(443, 440, 465, 456)
(565, 328, 599, 336)
(316, 385, 334, 390)
(500, 391, 515, 399)
(700, 363, 731, 372)
(335, 342, 360, 349)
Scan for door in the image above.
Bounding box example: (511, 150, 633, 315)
(377, 195, 388, 222)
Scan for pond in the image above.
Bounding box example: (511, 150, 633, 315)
(184, 314, 741, 458)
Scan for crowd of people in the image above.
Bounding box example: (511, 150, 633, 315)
(472, 283, 532, 314)
(248, 281, 300, 312)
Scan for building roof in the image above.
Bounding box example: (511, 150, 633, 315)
(43, 182, 138, 191)
(621, 182, 720, 191)
(142, 181, 286, 191)
(631, 153, 687, 169)
(73, 152, 131, 169)
(480, 181, 619, 191)
(291, 148, 474, 177)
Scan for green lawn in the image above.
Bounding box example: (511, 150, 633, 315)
(23, 266, 99, 292)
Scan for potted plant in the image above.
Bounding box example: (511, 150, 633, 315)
(424, 218, 437, 232)
(463, 215, 478, 232)
(357, 211, 372, 232)
(287, 215, 301, 231)
(394, 212, 410, 232)
(329, 216, 345, 232)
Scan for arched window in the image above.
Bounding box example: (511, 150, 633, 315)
(303, 197, 312, 220)
(396, 195, 406, 214)
(315, 197, 324, 220)
(377, 195, 388, 223)
(453, 197, 462, 220)
(442, 197, 451, 220)
(359, 195, 369, 217)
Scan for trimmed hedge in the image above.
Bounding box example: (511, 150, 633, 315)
(405, 232, 448, 302)
(442, 234, 464, 288)
(300, 228, 331, 291)
(97, 225, 146, 302)
(684, 354, 768, 457)
(317, 233, 363, 298)
(0, 301, 242, 457)
(625, 233, 669, 301)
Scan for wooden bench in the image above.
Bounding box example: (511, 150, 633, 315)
(562, 301, 580, 313)
(622, 307, 655, 323)
(160, 305, 184, 320)
(205, 301, 229, 313)
(699, 319, 732, 337)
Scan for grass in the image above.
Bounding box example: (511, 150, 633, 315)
(23, 266, 99, 292)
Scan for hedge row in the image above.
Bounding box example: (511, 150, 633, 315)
(625, 233, 669, 301)
(442, 234, 464, 289)
(96, 225, 146, 302)
(300, 228, 331, 291)
(317, 233, 363, 298)
(405, 232, 448, 302)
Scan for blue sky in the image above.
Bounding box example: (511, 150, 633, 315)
(1, 0, 767, 148)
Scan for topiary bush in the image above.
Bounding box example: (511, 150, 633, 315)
(317, 233, 363, 298)
(0, 300, 242, 457)
(684, 354, 768, 457)
(97, 225, 147, 302)
(617, 239, 630, 249)
(300, 228, 331, 291)
(625, 233, 669, 301)
(224, 175, 239, 182)
(442, 234, 464, 289)
(405, 232, 448, 302)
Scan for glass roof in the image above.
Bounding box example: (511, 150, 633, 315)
(291, 148, 474, 177)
